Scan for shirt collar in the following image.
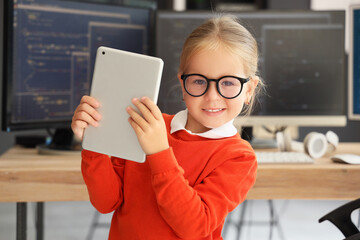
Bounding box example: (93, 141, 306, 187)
(170, 109, 238, 139)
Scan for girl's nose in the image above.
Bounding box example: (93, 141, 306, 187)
(204, 82, 221, 101)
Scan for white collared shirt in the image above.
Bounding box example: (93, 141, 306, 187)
(170, 109, 238, 139)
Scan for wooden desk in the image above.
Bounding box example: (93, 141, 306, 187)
(1, 143, 360, 240)
(1, 143, 360, 202)
(247, 143, 360, 200)
(0, 146, 86, 240)
(0, 146, 87, 203)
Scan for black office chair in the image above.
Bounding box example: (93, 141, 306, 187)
(319, 198, 360, 240)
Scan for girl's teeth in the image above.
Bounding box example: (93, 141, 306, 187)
(206, 109, 223, 112)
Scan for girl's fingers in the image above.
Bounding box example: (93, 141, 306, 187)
(126, 106, 148, 131)
(140, 97, 163, 120)
(71, 118, 89, 140)
(128, 117, 144, 136)
(73, 110, 99, 127)
(71, 119, 88, 132)
(127, 97, 168, 155)
(75, 103, 102, 121)
(80, 95, 100, 108)
(131, 98, 155, 124)
(71, 95, 101, 141)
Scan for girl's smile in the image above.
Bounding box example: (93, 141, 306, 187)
(179, 45, 256, 134)
(202, 108, 226, 119)
(202, 108, 225, 113)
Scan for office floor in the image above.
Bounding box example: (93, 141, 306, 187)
(0, 200, 356, 240)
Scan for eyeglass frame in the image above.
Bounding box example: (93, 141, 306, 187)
(180, 73, 250, 99)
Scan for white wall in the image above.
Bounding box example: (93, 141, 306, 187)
(311, 0, 360, 52)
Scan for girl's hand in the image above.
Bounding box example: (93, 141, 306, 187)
(71, 95, 102, 141)
(127, 97, 169, 155)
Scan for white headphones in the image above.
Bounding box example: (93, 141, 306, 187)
(276, 130, 339, 158)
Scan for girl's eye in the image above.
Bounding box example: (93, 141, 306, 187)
(221, 80, 235, 86)
(193, 79, 207, 85)
(220, 78, 240, 87)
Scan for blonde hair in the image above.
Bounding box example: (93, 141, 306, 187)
(178, 14, 263, 115)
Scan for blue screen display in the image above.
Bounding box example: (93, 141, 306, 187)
(11, 0, 150, 124)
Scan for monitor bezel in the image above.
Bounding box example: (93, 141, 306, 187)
(348, 1, 360, 120)
(1, 0, 155, 132)
(234, 115, 347, 127)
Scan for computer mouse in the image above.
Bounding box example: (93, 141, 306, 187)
(331, 154, 360, 164)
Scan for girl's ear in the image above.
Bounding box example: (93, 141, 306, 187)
(177, 73, 182, 84)
(246, 76, 259, 103)
(178, 73, 186, 99)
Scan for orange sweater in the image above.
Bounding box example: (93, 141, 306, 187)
(81, 113, 257, 240)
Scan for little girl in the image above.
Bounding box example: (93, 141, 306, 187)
(72, 14, 261, 240)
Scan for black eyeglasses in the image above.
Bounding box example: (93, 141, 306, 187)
(181, 73, 250, 99)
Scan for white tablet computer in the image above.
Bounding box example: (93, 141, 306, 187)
(82, 46, 163, 163)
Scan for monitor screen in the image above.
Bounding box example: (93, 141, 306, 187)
(349, 3, 360, 120)
(1, 0, 153, 131)
(156, 11, 346, 127)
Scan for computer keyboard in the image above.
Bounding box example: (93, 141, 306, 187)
(255, 151, 314, 164)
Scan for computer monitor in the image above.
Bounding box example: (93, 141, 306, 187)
(1, 0, 153, 148)
(156, 11, 347, 128)
(349, 2, 360, 120)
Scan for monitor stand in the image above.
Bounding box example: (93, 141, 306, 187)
(241, 126, 279, 149)
(250, 138, 278, 149)
(37, 128, 82, 155)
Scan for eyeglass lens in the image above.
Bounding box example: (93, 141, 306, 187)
(184, 75, 242, 98)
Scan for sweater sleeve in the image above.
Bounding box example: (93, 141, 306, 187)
(147, 147, 257, 239)
(81, 149, 125, 214)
